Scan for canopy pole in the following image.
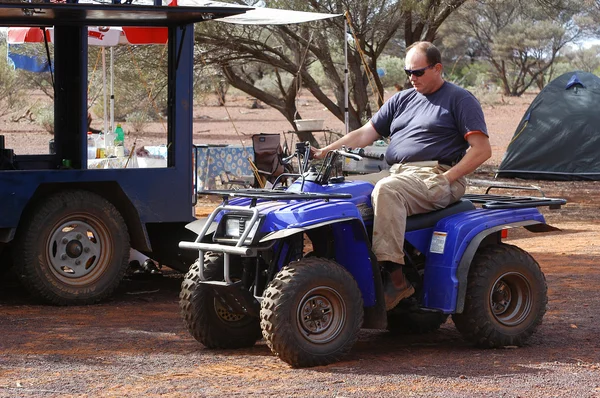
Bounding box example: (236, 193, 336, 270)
(344, 15, 349, 135)
(102, 46, 107, 135)
(110, 46, 114, 133)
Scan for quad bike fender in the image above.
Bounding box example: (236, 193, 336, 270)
(258, 200, 363, 239)
(263, 215, 379, 308)
(421, 208, 550, 313)
(325, 218, 387, 327)
(185, 217, 217, 236)
(190, 200, 364, 242)
(330, 219, 378, 308)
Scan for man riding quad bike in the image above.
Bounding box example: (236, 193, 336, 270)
(179, 142, 565, 368)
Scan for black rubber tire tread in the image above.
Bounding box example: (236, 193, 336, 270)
(452, 243, 547, 348)
(13, 190, 129, 305)
(179, 254, 262, 349)
(387, 311, 449, 335)
(260, 257, 364, 368)
(0, 246, 13, 278)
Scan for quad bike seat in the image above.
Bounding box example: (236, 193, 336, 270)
(405, 199, 475, 231)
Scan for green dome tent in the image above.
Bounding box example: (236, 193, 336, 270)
(497, 71, 600, 180)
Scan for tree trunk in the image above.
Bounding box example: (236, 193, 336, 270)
(294, 130, 319, 147)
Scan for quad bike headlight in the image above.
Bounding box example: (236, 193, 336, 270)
(214, 214, 262, 245)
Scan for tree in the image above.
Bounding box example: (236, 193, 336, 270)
(195, 0, 467, 145)
(0, 39, 28, 118)
(563, 44, 600, 73)
(443, 0, 596, 96)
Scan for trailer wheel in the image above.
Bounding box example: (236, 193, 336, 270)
(260, 257, 363, 368)
(13, 190, 129, 305)
(452, 244, 547, 348)
(179, 253, 262, 349)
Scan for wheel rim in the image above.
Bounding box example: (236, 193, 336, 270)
(297, 286, 346, 344)
(46, 215, 111, 285)
(214, 299, 245, 322)
(489, 272, 532, 326)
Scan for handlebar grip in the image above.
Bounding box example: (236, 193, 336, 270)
(361, 151, 384, 161)
(356, 148, 384, 160)
(337, 150, 363, 161)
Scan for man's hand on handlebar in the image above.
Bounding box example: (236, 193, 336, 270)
(309, 146, 326, 160)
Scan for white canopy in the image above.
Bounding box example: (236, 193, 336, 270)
(173, 0, 341, 25)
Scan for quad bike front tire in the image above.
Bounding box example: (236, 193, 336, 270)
(452, 244, 547, 348)
(179, 253, 262, 349)
(0, 245, 13, 278)
(13, 190, 129, 305)
(260, 257, 364, 368)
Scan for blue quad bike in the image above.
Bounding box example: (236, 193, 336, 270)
(179, 142, 565, 368)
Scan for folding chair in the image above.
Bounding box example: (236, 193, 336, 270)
(251, 133, 293, 188)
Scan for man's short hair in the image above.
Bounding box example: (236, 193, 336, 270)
(406, 41, 442, 66)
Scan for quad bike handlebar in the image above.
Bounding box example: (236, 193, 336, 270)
(275, 142, 378, 188)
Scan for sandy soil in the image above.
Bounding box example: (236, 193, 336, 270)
(1, 91, 600, 397)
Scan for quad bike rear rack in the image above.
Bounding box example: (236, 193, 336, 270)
(463, 185, 566, 210)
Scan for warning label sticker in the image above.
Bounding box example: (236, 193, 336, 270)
(430, 231, 448, 254)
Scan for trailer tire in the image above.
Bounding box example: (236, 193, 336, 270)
(13, 190, 129, 305)
(452, 244, 547, 348)
(179, 253, 262, 349)
(261, 257, 363, 368)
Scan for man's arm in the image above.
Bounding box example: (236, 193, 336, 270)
(312, 121, 381, 159)
(443, 132, 491, 183)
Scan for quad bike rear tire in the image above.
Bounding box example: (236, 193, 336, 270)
(452, 244, 547, 347)
(260, 257, 363, 368)
(13, 190, 129, 305)
(179, 252, 262, 349)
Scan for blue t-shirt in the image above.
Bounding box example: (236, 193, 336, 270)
(370, 82, 488, 165)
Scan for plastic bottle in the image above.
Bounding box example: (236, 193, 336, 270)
(95, 132, 106, 158)
(105, 129, 116, 157)
(114, 124, 125, 157)
(87, 131, 96, 159)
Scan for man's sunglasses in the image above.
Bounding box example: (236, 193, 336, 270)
(404, 64, 436, 77)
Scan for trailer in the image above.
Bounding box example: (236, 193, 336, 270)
(0, 0, 249, 305)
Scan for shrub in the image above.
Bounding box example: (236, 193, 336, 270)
(126, 111, 151, 134)
(377, 55, 405, 88)
(36, 107, 54, 134)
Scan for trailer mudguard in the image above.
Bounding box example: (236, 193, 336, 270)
(420, 208, 547, 313)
